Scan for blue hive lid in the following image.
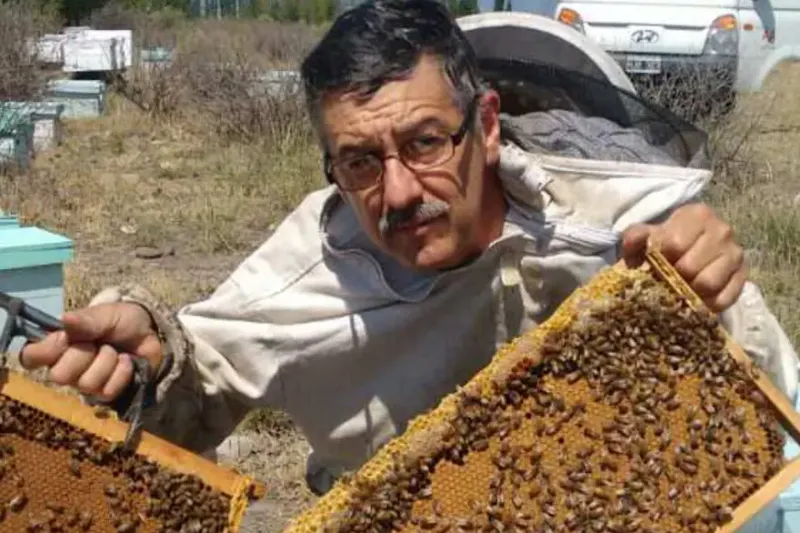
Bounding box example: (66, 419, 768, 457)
(0, 216, 73, 270)
(0, 216, 20, 229)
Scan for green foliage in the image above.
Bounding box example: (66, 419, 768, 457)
(244, 0, 336, 22)
(15, 0, 476, 26)
(457, 0, 479, 15)
(18, 0, 190, 24)
(443, 0, 478, 16)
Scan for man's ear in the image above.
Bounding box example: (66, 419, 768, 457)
(479, 89, 502, 166)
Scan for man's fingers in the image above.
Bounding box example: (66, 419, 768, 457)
(47, 342, 97, 386)
(672, 231, 722, 282)
(656, 224, 704, 264)
(19, 330, 67, 370)
(706, 263, 748, 313)
(99, 354, 134, 402)
(76, 344, 119, 396)
(689, 252, 742, 300)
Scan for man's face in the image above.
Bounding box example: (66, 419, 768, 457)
(320, 55, 505, 271)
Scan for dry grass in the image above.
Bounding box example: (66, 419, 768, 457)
(703, 63, 800, 344)
(0, 14, 326, 529)
(1, 11, 800, 530)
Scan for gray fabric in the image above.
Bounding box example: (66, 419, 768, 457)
(500, 109, 712, 171)
(500, 110, 681, 166)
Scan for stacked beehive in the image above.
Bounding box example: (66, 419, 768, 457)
(284, 251, 800, 533)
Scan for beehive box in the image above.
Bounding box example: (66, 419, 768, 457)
(0, 369, 265, 532)
(0, 113, 34, 170)
(0, 217, 73, 354)
(284, 249, 800, 533)
(0, 102, 65, 153)
(44, 80, 107, 119)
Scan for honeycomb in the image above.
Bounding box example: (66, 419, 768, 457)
(284, 250, 800, 533)
(0, 370, 264, 533)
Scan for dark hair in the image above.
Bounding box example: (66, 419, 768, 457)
(300, 0, 483, 133)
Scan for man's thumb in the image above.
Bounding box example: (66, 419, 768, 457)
(620, 223, 654, 266)
(60, 304, 119, 342)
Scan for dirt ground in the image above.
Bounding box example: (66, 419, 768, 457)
(2, 36, 800, 532)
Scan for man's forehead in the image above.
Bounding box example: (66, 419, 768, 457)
(320, 56, 461, 142)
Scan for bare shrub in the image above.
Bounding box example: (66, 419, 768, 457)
(181, 51, 311, 145)
(0, 1, 58, 101)
(632, 64, 736, 126)
(109, 17, 319, 143)
(178, 19, 323, 69)
(703, 91, 777, 205)
(113, 60, 188, 119)
(628, 64, 773, 201)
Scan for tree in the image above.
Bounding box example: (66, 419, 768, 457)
(457, 0, 478, 15)
(279, 0, 299, 20)
(441, 0, 478, 16)
(493, 0, 504, 11)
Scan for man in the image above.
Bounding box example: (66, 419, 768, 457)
(19, 0, 798, 500)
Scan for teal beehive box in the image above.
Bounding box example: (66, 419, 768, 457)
(0, 101, 65, 153)
(0, 216, 20, 230)
(44, 79, 107, 119)
(0, 109, 34, 170)
(0, 216, 73, 354)
(140, 46, 173, 64)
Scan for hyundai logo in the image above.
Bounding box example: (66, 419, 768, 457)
(631, 29, 660, 44)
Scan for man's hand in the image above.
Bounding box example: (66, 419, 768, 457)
(19, 303, 164, 402)
(621, 203, 747, 313)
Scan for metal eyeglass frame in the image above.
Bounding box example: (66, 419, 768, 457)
(323, 96, 480, 192)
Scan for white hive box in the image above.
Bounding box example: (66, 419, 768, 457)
(62, 38, 118, 72)
(86, 30, 133, 70)
(33, 33, 67, 65)
(61, 29, 132, 72)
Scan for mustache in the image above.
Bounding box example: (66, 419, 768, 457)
(378, 201, 450, 237)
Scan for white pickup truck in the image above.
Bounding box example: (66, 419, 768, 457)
(551, 0, 800, 110)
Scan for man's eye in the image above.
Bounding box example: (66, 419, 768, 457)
(343, 157, 372, 172)
(408, 135, 447, 155)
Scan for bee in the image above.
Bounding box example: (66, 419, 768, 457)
(8, 493, 27, 512)
(69, 458, 81, 477)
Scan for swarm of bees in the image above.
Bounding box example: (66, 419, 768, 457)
(0, 393, 232, 533)
(286, 256, 793, 533)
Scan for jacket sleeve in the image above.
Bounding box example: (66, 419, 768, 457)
(87, 276, 286, 455)
(719, 280, 799, 403)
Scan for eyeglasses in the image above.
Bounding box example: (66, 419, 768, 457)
(324, 98, 479, 192)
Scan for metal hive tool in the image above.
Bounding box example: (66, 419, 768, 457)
(0, 292, 266, 532)
(284, 249, 800, 533)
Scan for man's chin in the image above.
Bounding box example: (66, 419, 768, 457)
(384, 223, 455, 270)
(399, 241, 463, 272)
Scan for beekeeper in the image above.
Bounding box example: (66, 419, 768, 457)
(19, 0, 798, 498)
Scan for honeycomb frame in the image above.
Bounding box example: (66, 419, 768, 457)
(284, 249, 800, 533)
(0, 368, 266, 532)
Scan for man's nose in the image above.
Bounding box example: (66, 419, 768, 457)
(382, 157, 424, 210)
